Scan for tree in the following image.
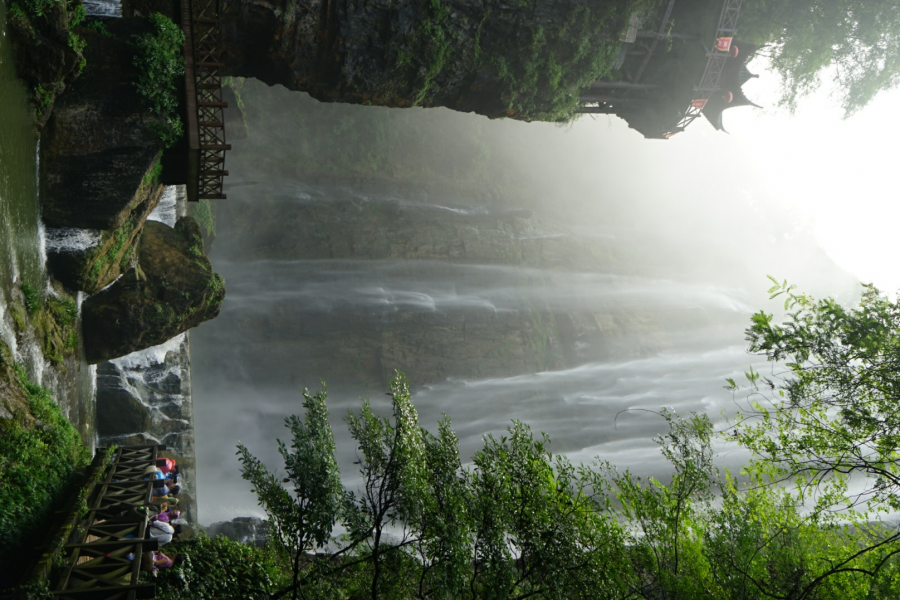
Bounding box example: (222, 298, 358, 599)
(727, 279, 900, 595)
(739, 0, 900, 116)
(237, 384, 343, 600)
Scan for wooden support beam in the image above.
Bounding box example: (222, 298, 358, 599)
(198, 101, 228, 107)
(200, 169, 229, 176)
(200, 144, 232, 150)
(198, 194, 228, 200)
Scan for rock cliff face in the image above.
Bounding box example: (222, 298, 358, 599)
(82, 218, 225, 363)
(206, 517, 269, 546)
(221, 0, 640, 119)
(40, 19, 163, 230)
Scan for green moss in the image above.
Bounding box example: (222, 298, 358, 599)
(142, 154, 163, 188)
(133, 13, 186, 147)
(0, 361, 91, 585)
(21, 282, 40, 314)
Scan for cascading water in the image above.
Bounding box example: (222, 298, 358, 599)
(148, 185, 181, 227)
(83, 0, 121, 18)
(96, 333, 198, 523)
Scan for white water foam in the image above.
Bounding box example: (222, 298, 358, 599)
(44, 228, 102, 253)
(110, 333, 187, 370)
(148, 186, 178, 227)
(84, 0, 121, 17)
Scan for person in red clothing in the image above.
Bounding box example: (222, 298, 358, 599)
(156, 457, 177, 474)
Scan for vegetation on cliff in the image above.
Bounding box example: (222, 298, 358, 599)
(132, 12, 185, 146)
(0, 340, 90, 586)
(3, 0, 86, 124)
(7, 282, 80, 366)
(391, 0, 662, 120)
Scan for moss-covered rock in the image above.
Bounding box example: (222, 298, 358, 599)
(81, 217, 225, 363)
(5, 0, 86, 128)
(221, 0, 660, 120)
(47, 173, 164, 294)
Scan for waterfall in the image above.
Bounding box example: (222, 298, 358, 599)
(148, 186, 180, 227)
(44, 228, 102, 253)
(97, 333, 197, 523)
(83, 0, 121, 18)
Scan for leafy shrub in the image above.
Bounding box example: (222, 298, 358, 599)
(0, 366, 90, 586)
(20, 282, 40, 314)
(154, 534, 288, 600)
(133, 13, 186, 147)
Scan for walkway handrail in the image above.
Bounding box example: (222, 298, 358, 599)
(182, 0, 229, 200)
(52, 446, 167, 600)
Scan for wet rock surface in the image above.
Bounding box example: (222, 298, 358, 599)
(206, 517, 269, 547)
(221, 0, 634, 119)
(40, 18, 163, 230)
(82, 218, 225, 363)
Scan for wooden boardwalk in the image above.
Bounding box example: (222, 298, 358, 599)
(181, 0, 229, 201)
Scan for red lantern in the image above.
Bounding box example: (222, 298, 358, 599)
(715, 37, 733, 52)
(722, 91, 734, 103)
(730, 45, 739, 58)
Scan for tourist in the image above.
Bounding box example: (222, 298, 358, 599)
(151, 508, 181, 524)
(148, 520, 182, 546)
(156, 457, 177, 474)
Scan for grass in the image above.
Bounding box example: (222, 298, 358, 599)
(142, 154, 163, 188)
(0, 359, 91, 587)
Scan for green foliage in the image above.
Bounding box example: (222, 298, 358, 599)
(69, 3, 85, 27)
(221, 367, 900, 600)
(0, 365, 90, 586)
(142, 155, 163, 188)
(238, 383, 344, 597)
(188, 199, 216, 239)
(132, 13, 185, 147)
(20, 282, 40, 313)
(84, 20, 113, 37)
(153, 534, 288, 600)
(739, 0, 900, 117)
(736, 280, 900, 518)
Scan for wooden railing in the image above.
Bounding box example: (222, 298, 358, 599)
(181, 0, 229, 201)
(51, 446, 166, 600)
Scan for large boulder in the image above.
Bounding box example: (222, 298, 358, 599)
(82, 218, 225, 363)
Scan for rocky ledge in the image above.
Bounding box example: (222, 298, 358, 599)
(222, 0, 646, 120)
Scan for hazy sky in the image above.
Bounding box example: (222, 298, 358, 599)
(582, 69, 900, 294)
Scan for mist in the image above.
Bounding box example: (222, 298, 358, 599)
(192, 79, 860, 523)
